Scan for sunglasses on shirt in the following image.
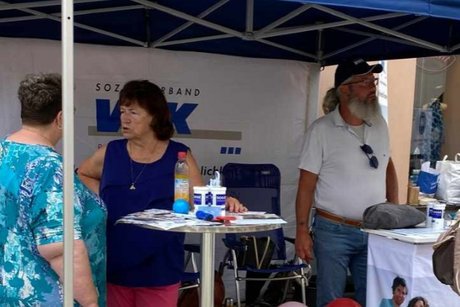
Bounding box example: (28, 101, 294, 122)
(360, 144, 379, 169)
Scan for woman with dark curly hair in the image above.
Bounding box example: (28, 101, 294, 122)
(379, 276, 408, 307)
(408, 296, 429, 307)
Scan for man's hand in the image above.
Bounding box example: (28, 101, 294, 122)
(294, 170, 317, 263)
(295, 230, 314, 263)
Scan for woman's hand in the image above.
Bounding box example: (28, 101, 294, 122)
(225, 196, 248, 212)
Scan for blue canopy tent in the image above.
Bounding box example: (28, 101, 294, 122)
(1, 1, 459, 305)
(0, 0, 459, 65)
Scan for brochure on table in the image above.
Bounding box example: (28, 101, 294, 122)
(364, 227, 445, 244)
(117, 208, 286, 230)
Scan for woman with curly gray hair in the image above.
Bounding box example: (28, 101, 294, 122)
(0, 73, 106, 306)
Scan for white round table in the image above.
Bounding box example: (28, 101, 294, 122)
(133, 222, 284, 307)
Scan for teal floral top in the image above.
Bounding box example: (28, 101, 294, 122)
(0, 140, 107, 306)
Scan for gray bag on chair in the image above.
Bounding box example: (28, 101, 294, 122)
(362, 202, 426, 229)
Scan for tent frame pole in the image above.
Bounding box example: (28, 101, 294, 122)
(62, 0, 74, 305)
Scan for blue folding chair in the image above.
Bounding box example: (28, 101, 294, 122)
(220, 163, 311, 307)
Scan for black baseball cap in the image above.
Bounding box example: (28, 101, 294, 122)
(335, 59, 383, 88)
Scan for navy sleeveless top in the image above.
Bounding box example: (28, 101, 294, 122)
(101, 139, 188, 287)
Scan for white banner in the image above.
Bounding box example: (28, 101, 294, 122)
(0, 37, 311, 219)
(0, 37, 312, 296)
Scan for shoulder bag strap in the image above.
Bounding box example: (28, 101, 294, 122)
(252, 236, 260, 269)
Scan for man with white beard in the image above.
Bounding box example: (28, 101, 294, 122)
(294, 59, 399, 307)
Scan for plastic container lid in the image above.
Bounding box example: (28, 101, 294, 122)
(193, 186, 209, 192)
(433, 203, 446, 210)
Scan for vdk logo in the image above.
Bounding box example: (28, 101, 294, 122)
(94, 99, 197, 134)
(88, 98, 242, 142)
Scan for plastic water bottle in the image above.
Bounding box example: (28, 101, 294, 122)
(174, 151, 189, 203)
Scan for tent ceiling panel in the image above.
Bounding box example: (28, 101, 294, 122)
(0, 0, 459, 65)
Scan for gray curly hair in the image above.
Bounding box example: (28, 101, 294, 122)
(18, 73, 61, 125)
(322, 87, 340, 114)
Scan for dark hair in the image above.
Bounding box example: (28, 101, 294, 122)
(392, 276, 407, 292)
(408, 296, 428, 307)
(18, 73, 62, 125)
(119, 80, 174, 140)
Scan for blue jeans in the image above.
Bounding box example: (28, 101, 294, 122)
(313, 216, 368, 307)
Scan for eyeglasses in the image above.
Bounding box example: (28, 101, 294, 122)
(343, 78, 379, 87)
(360, 144, 379, 169)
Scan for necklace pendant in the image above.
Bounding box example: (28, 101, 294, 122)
(129, 184, 136, 190)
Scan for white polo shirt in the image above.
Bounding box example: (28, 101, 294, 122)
(299, 106, 389, 220)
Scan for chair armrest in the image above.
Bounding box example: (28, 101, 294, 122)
(184, 243, 201, 253)
(283, 237, 312, 267)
